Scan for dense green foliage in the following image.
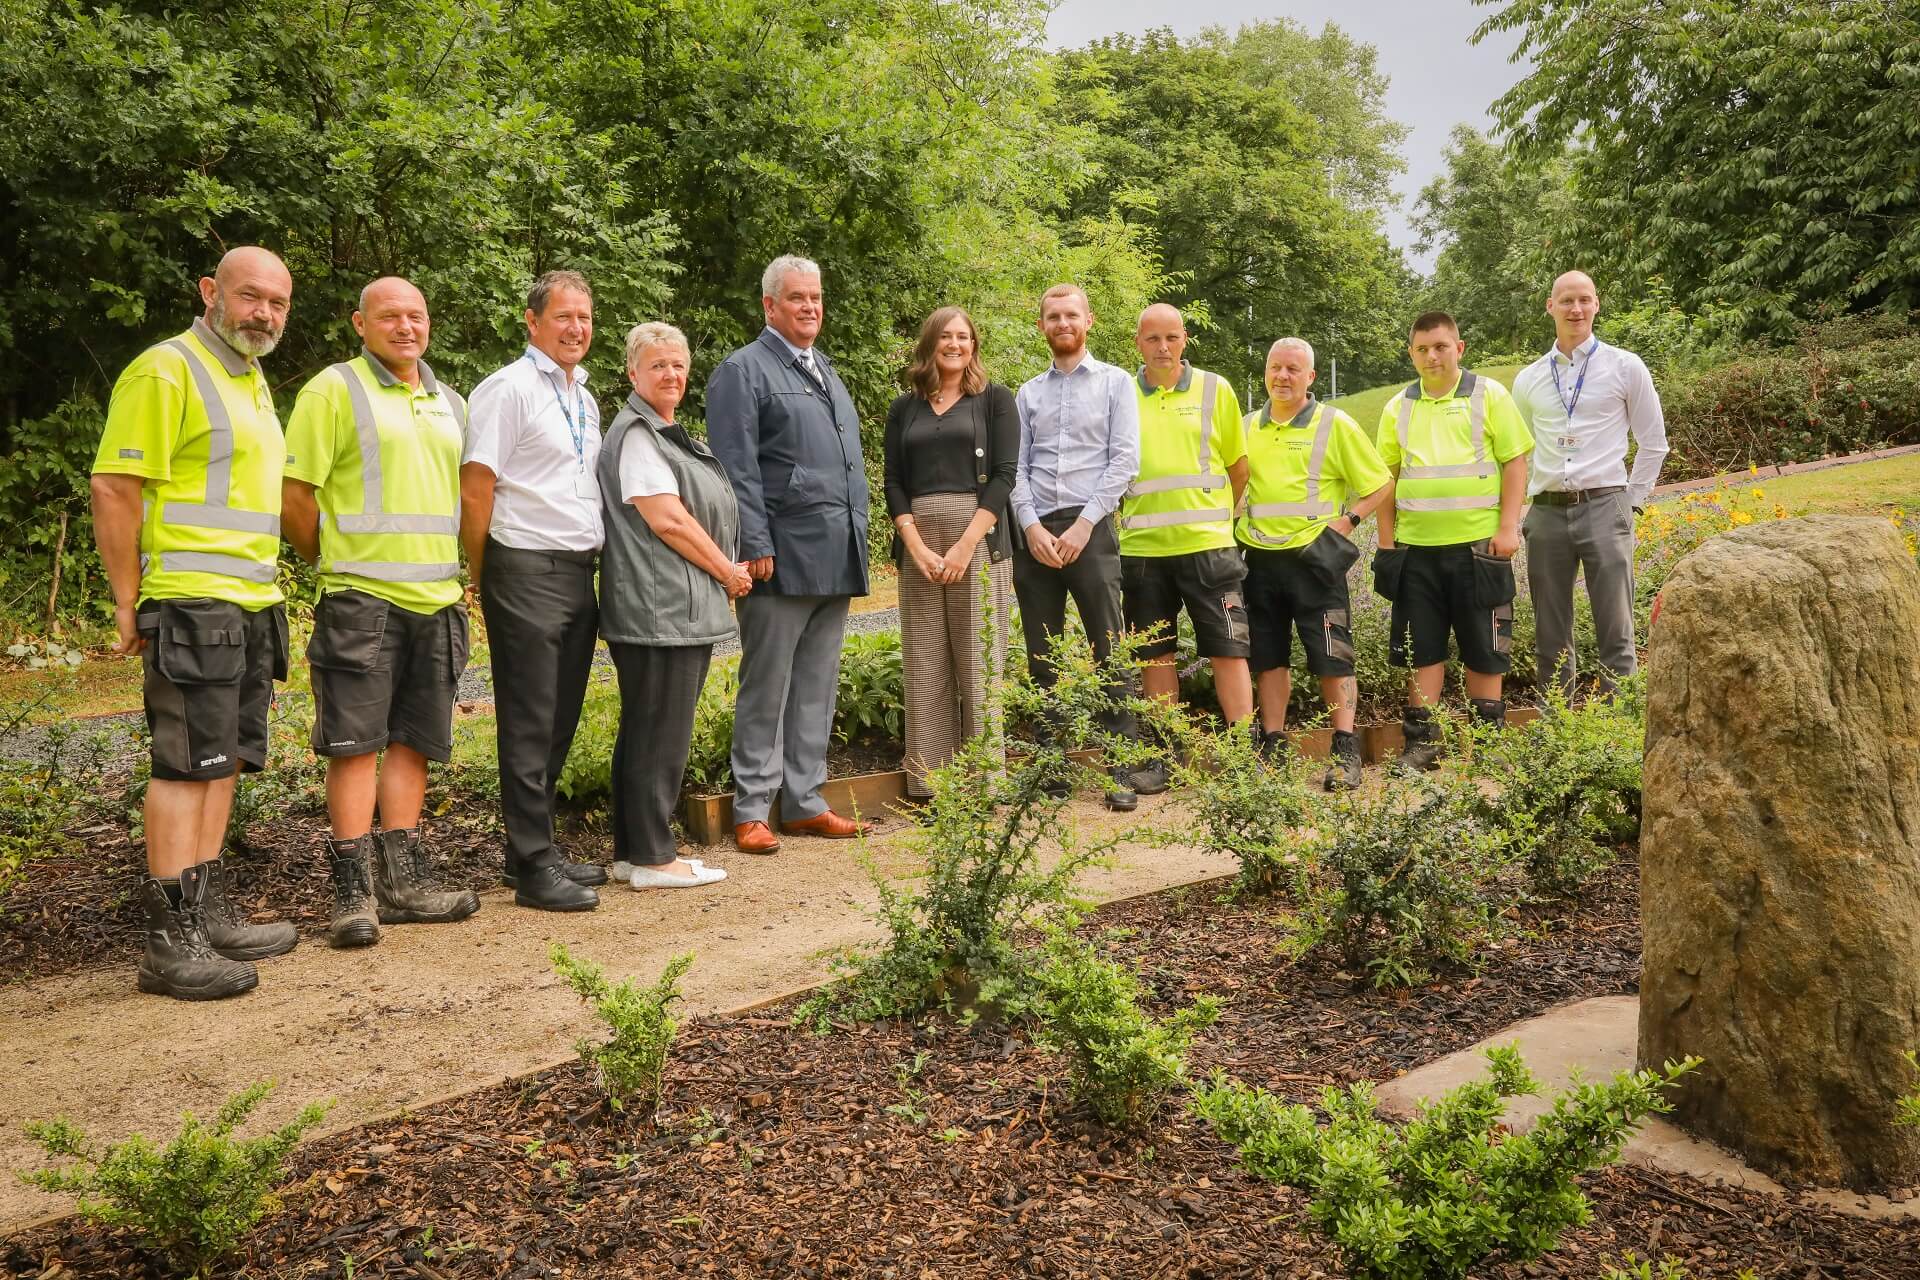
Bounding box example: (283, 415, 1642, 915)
(549, 945, 693, 1116)
(1172, 716, 1313, 896)
(1193, 1046, 1699, 1280)
(20, 1082, 333, 1279)
(1031, 927, 1219, 1130)
(1056, 24, 1413, 393)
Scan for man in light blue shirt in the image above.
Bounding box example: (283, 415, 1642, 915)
(1011, 283, 1143, 810)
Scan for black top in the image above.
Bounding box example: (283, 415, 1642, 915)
(883, 384, 1018, 513)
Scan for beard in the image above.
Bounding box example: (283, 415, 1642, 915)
(1045, 328, 1085, 358)
(208, 297, 282, 358)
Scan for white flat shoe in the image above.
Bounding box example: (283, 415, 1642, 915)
(610, 861, 637, 882)
(630, 863, 727, 889)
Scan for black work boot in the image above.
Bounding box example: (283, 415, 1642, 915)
(199, 856, 297, 961)
(502, 854, 608, 889)
(1396, 705, 1443, 773)
(327, 836, 380, 948)
(1129, 759, 1172, 796)
(1470, 697, 1507, 731)
(1255, 723, 1289, 764)
(374, 828, 481, 925)
(1323, 729, 1363, 792)
(1103, 766, 1138, 812)
(136, 867, 258, 1001)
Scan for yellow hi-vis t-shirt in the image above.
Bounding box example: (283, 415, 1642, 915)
(1236, 397, 1390, 552)
(90, 319, 285, 609)
(1119, 363, 1244, 557)
(284, 352, 466, 614)
(1375, 371, 1533, 546)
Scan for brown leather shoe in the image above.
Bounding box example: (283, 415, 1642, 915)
(733, 821, 782, 854)
(780, 809, 872, 839)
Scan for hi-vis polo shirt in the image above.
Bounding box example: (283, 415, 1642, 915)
(1375, 372, 1533, 547)
(1119, 362, 1244, 558)
(1236, 397, 1390, 552)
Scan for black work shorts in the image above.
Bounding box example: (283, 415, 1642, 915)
(308, 590, 469, 762)
(139, 598, 287, 782)
(1387, 541, 1514, 675)
(1120, 547, 1250, 659)
(1243, 547, 1356, 677)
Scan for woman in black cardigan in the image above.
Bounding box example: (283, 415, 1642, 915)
(883, 307, 1019, 798)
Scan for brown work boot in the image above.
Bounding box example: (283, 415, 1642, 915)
(326, 835, 380, 948)
(136, 867, 258, 1001)
(199, 855, 297, 961)
(373, 827, 480, 925)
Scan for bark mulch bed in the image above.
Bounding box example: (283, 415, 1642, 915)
(10, 856, 1916, 1278)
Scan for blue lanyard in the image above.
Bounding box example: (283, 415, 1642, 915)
(527, 355, 588, 465)
(1548, 338, 1599, 419)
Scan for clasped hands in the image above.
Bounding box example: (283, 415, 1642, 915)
(911, 539, 976, 585)
(1020, 516, 1093, 569)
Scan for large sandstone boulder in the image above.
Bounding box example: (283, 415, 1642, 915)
(1640, 515, 1920, 1190)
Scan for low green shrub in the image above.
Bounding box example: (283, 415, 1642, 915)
(1174, 717, 1314, 896)
(1032, 928, 1219, 1129)
(1292, 773, 1513, 988)
(1191, 1045, 1699, 1280)
(1459, 681, 1645, 898)
(0, 682, 119, 904)
(798, 627, 1171, 1029)
(1897, 1050, 1920, 1129)
(1659, 321, 1920, 482)
(550, 945, 693, 1117)
(1603, 1254, 1757, 1280)
(20, 1082, 333, 1280)
(834, 628, 903, 744)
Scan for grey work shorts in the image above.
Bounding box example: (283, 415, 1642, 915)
(308, 589, 469, 762)
(138, 598, 288, 781)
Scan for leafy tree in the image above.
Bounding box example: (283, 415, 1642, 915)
(1056, 24, 1415, 398)
(1477, 0, 1920, 335)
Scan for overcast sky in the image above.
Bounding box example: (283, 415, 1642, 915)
(1045, 0, 1528, 276)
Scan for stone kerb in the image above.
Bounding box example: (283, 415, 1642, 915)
(1639, 514, 1920, 1190)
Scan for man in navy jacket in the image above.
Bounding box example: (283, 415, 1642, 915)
(706, 255, 871, 853)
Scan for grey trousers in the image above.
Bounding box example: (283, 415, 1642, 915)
(1522, 491, 1638, 693)
(732, 592, 850, 824)
(610, 643, 712, 866)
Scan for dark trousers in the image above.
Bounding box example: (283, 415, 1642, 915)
(609, 643, 712, 866)
(479, 539, 598, 868)
(1011, 507, 1134, 739)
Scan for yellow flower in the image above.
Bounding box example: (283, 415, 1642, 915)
(1773, 505, 1787, 519)
(1749, 487, 1765, 500)
(1748, 463, 1760, 476)
(1731, 511, 1753, 525)
(1684, 512, 1699, 524)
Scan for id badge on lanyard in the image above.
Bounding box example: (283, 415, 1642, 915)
(574, 469, 596, 500)
(535, 357, 594, 500)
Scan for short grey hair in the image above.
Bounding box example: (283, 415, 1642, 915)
(761, 255, 821, 299)
(1268, 336, 1316, 369)
(527, 269, 592, 317)
(624, 321, 690, 370)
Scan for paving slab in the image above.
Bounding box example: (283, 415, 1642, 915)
(1375, 995, 1920, 1222)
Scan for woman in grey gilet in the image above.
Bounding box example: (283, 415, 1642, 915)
(596, 323, 754, 888)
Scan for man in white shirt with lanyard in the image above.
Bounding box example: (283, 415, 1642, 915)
(460, 269, 608, 912)
(1512, 270, 1670, 695)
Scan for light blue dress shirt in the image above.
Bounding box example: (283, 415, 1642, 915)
(1010, 352, 1141, 530)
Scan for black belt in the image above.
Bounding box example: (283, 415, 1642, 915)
(1532, 486, 1625, 507)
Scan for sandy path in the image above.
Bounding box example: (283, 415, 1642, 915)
(0, 795, 1231, 1232)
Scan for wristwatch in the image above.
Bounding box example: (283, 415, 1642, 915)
(1339, 507, 1358, 525)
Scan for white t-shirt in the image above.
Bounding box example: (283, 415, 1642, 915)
(463, 345, 605, 551)
(619, 422, 679, 501)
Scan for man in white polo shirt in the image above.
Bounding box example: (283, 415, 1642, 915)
(460, 269, 608, 912)
(1512, 270, 1669, 696)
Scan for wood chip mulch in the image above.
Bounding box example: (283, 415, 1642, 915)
(9, 856, 1918, 1279)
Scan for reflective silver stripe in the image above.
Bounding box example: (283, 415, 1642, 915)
(1119, 506, 1232, 529)
(331, 360, 459, 538)
(1396, 375, 1494, 480)
(159, 551, 278, 582)
(333, 560, 461, 582)
(1126, 372, 1223, 500)
(1302, 404, 1335, 507)
(331, 512, 459, 535)
(1128, 473, 1227, 496)
(1399, 494, 1499, 512)
(162, 503, 281, 535)
(164, 339, 235, 505)
(1243, 404, 1340, 530)
(1248, 501, 1337, 517)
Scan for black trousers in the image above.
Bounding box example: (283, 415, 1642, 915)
(609, 643, 712, 866)
(1011, 507, 1135, 739)
(479, 539, 598, 869)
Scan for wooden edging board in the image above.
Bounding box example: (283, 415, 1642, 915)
(679, 713, 1542, 844)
